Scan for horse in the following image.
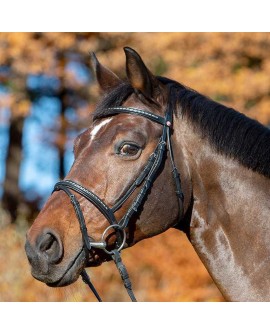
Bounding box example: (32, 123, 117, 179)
(25, 47, 270, 302)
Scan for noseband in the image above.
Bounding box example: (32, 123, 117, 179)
(53, 104, 184, 302)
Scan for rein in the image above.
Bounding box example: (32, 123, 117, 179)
(53, 105, 184, 302)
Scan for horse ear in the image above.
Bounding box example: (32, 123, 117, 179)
(124, 47, 163, 103)
(90, 52, 122, 92)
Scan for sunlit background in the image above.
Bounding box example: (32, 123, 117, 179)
(1, 32, 270, 301)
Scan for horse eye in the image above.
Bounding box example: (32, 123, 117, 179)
(119, 143, 140, 156)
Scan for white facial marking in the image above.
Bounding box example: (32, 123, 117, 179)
(90, 118, 112, 140)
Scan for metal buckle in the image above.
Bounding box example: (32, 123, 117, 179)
(101, 224, 127, 255)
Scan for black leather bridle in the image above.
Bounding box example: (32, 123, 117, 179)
(53, 105, 184, 302)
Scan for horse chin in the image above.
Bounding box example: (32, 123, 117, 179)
(37, 248, 113, 287)
(46, 249, 86, 287)
(49, 252, 112, 288)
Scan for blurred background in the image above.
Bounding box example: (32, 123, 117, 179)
(1, 32, 270, 302)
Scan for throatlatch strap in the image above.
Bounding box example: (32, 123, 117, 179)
(166, 126, 184, 221)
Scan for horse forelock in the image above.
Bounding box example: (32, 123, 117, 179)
(93, 82, 134, 121)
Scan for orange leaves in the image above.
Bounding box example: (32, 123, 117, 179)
(1, 94, 31, 119)
(0, 93, 12, 110)
(114, 33, 270, 124)
(14, 99, 31, 118)
(2, 32, 270, 124)
(43, 32, 76, 49)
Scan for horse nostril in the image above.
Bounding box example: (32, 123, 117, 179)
(39, 233, 55, 252)
(38, 231, 63, 264)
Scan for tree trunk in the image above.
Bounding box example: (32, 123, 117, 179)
(57, 87, 68, 180)
(2, 113, 24, 222)
(56, 52, 68, 181)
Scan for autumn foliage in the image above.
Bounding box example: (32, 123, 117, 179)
(2, 33, 270, 122)
(1, 32, 270, 301)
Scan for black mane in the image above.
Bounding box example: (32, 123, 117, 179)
(93, 77, 270, 178)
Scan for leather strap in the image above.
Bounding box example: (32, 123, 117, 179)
(105, 107, 166, 125)
(54, 180, 117, 227)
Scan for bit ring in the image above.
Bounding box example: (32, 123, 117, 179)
(101, 224, 126, 254)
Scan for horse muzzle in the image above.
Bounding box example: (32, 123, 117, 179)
(25, 229, 85, 286)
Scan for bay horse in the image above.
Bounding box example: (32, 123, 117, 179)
(25, 47, 270, 301)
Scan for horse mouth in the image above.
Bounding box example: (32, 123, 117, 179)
(46, 248, 109, 287)
(47, 248, 86, 287)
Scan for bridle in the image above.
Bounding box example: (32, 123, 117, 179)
(53, 104, 184, 302)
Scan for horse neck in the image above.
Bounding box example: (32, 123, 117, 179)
(175, 117, 270, 301)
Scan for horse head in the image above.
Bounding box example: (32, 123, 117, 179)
(25, 48, 191, 289)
